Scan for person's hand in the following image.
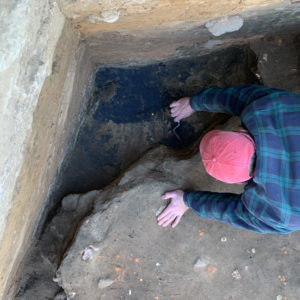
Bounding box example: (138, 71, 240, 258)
(170, 97, 195, 122)
(157, 190, 189, 228)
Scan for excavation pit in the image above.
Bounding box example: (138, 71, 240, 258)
(6, 3, 300, 300)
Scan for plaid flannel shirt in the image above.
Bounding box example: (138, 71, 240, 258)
(184, 85, 300, 234)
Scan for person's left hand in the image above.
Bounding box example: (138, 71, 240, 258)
(157, 190, 189, 228)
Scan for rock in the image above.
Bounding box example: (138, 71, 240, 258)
(98, 279, 114, 289)
(54, 291, 68, 300)
(61, 194, 80, 211)
(205, 16, 244, 37)
(232, 269, 241, 280)
(81, 245, 99, 261)
(194, 258, 208, 269)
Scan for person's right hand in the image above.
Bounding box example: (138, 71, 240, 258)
(170, 97, 195, 122)
(157, 190, 189, 228)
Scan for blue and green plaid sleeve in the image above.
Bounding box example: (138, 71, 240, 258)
(190, 85, 285, 115)
(183, 190, 282, 233)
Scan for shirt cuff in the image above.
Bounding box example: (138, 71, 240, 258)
(183, 191, 197, 208)
(189, 88, 205, 111)
(184, 190, 205, 209)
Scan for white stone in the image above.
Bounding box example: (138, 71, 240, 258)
(263, 53, 268, 62)
(232, 269, 241, 280)
(221, 236, 227, 242)
(89, 10, 120, 23)
(194, 258, 208, 268)
(205, 16, 244, 37)
(101, 10, 120, 23)
(98, 279, 114, 289)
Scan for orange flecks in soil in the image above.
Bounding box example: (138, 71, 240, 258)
(198, 230, 205, 237)
(115, 254, 121, 259)
(207, 266, 217, 276)
(135, 258, 140, 263)
(115, 267, 121, 272)
(134, 272, 137, 275)
(283, 250, 288, 255)
(122, 270, 126, 276)
(278, 275, 286, 282)
(154, 297, 159, 300)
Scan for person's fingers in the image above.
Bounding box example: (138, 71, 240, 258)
(171, 215, 182, 228)
(170, 108, 178, 116)
(171, 104, 182, 113)
(171, 109, 181, 118)
(170, 101, 179, 108)
(161, 214, 176, 227)
(158, 213, 174, 226)
(157, 208, 172, 222)
(162, 191, 177, 199)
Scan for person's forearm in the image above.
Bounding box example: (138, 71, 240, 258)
(190, 84, 285, 116)
(183, 190, 284, 234)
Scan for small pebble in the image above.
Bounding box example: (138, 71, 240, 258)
(129, 290, 132, 295)
(245, 266, 249, 271)
(263, 53, 268, 62)
(54, 292, 68, 300)
(232, 269, 241, 280)
(251, 248, 256, 254)
(156, 262, 161, 267)
(221, 236, 227, 242)
(82, 248, 93, 261)
(81, 245, 99, 261)
(194, 258, 208, 268)
(98, 279, 114, 289)
(277, 295, 283, 300)
(68, 292, 76, 299)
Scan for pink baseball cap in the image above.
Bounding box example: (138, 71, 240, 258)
(200, 130, 255, 184)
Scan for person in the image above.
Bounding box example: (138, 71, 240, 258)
(157, 85, 300, 234)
